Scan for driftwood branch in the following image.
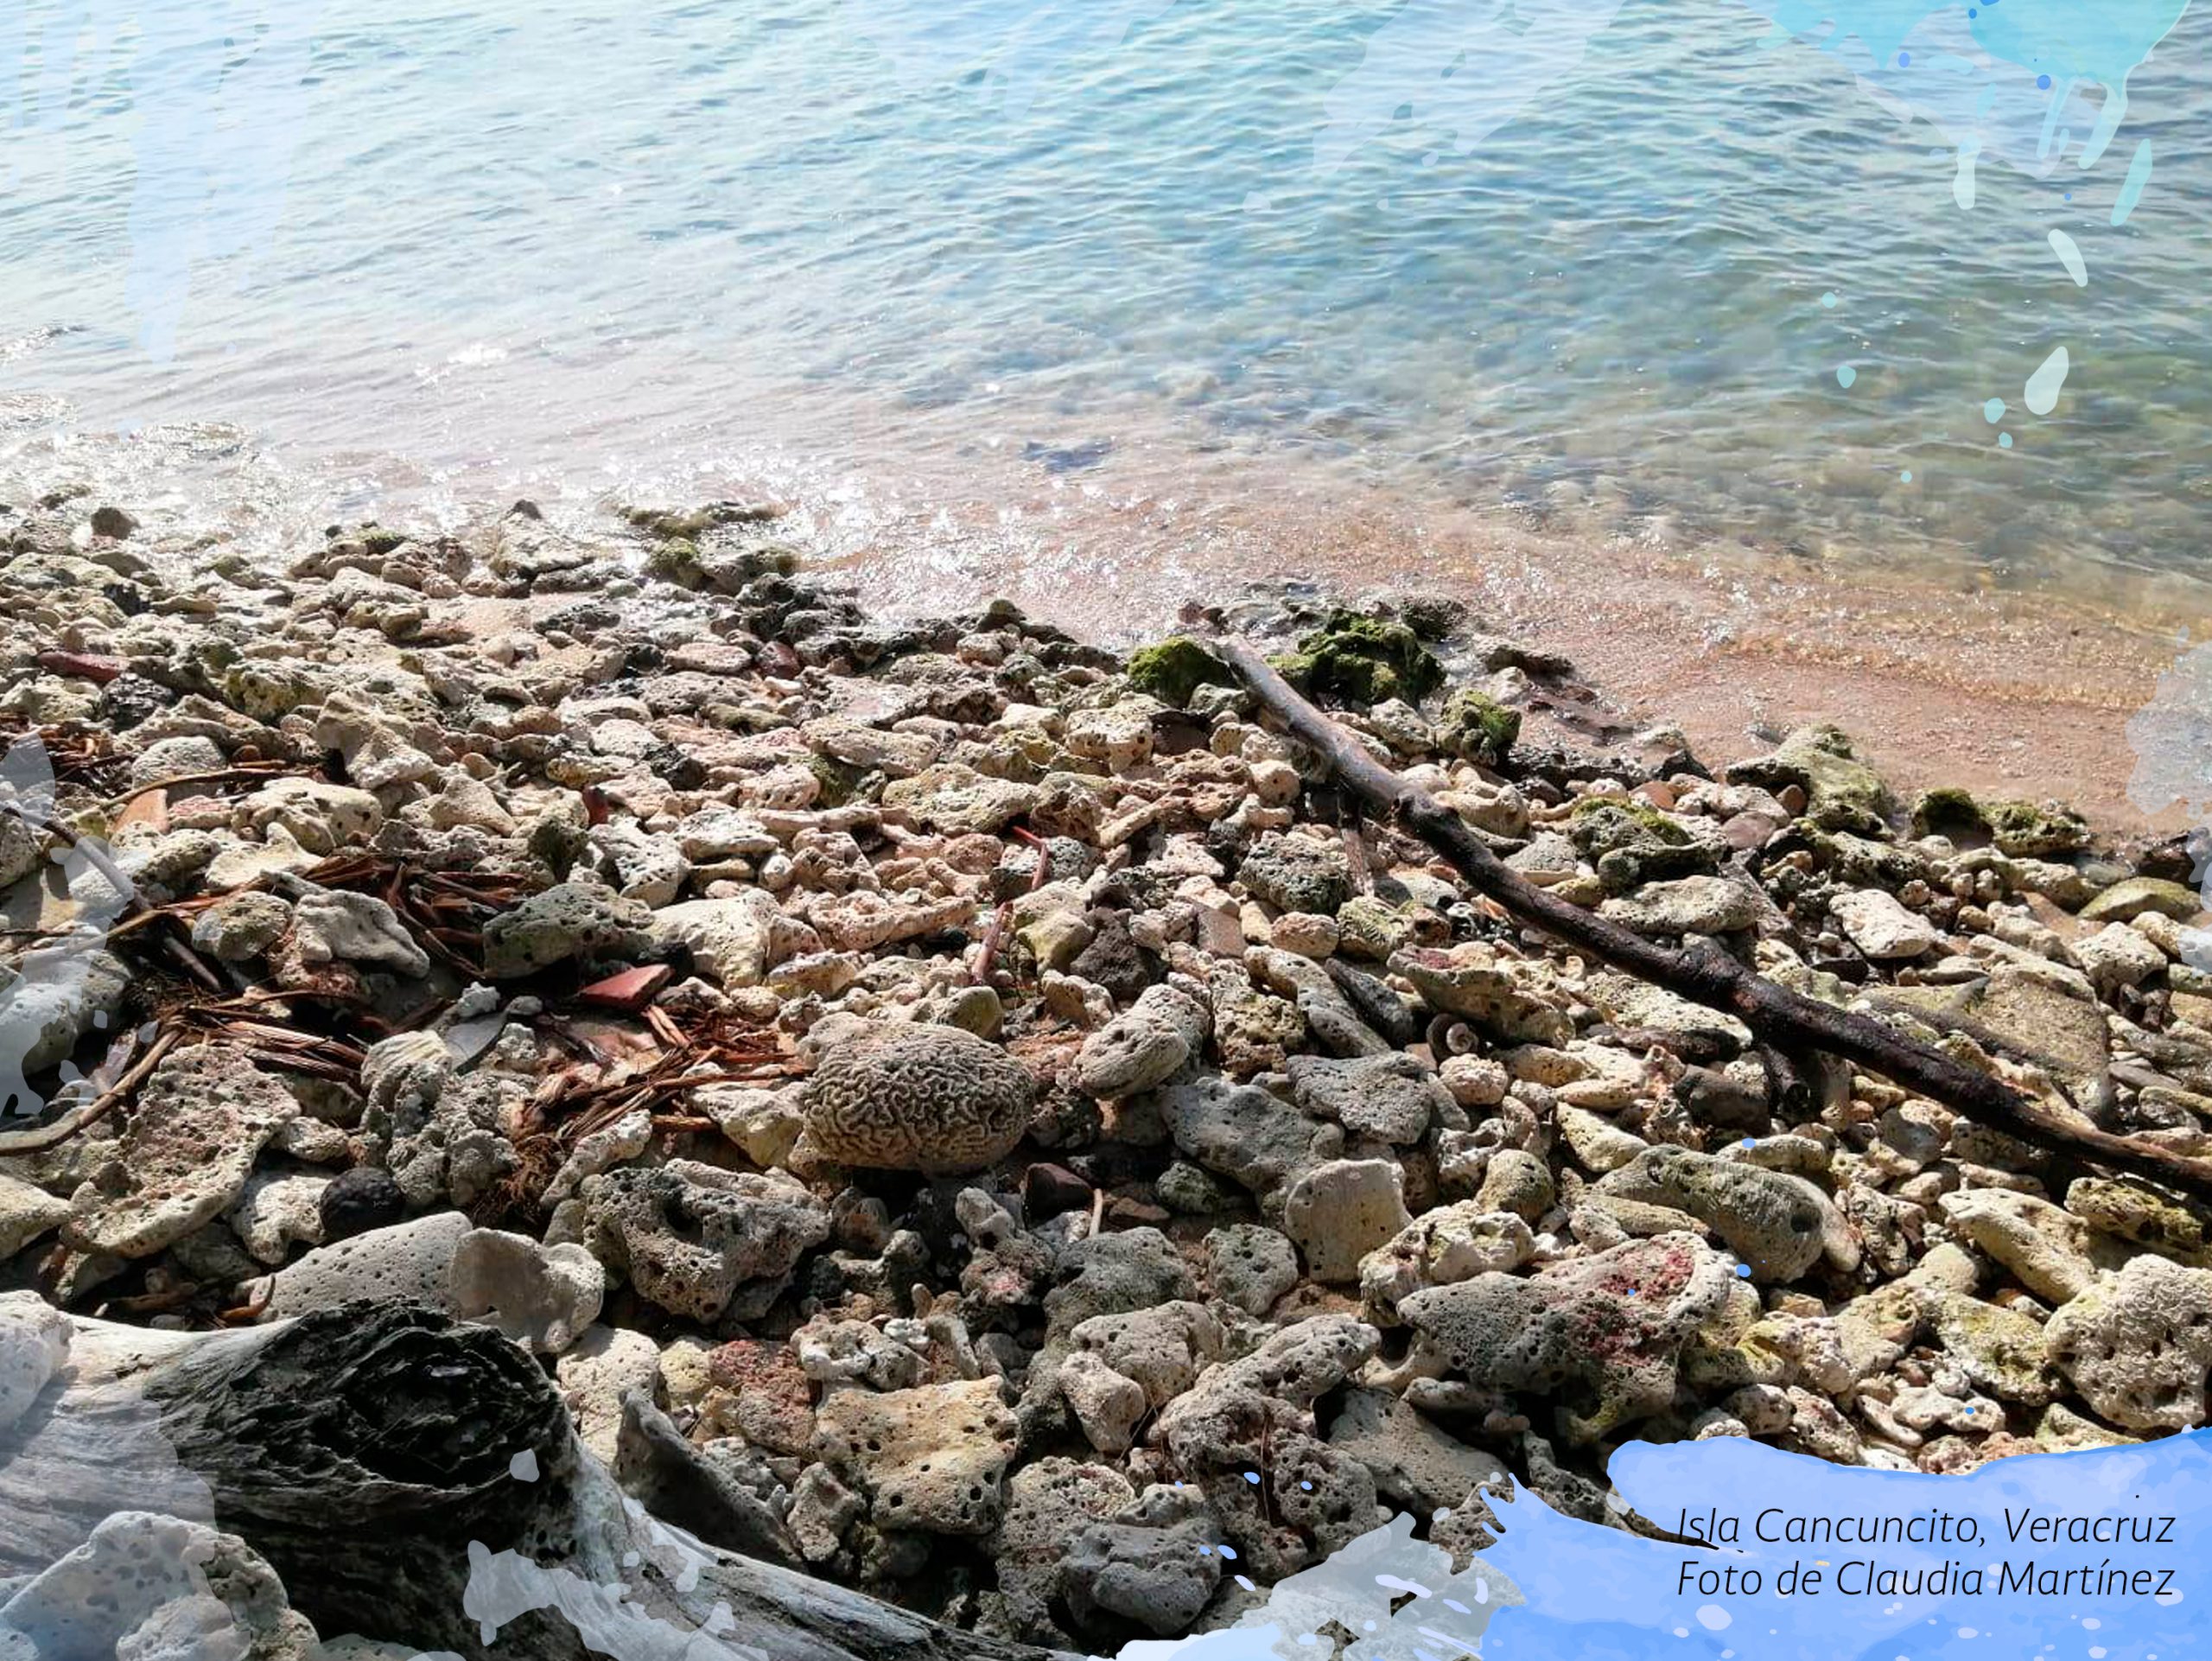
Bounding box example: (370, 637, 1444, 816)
(1214, 634, 2212, 1203)
(0, 1028, 178, 1155)
(1, 1301, 1064, 1661)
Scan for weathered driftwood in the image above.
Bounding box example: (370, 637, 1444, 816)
(0, 1301, 1064, 1661)
(1214, 634, 2212, 1203)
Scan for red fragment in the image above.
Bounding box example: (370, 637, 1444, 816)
(575, 963, 671, 1012)
(35, 650, 126, 684)
(114, 789, 169, 833)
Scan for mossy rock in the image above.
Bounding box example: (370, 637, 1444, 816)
(647, 537, 706, 588)
(808, 754, 874, 810)
(1730, 723, 1891, 835)
(1910, 786, 1987, 840)
(625, 505, 715, 540)
(624, 500, 781, 540)
(1984, 798, 2091, 860)
(1125, 636, 1236, 709)
(1440, 687, 1521, 766)
(1273, 609, 1445, 706)
(358, 525, 410, 557)
(1568, 799, 1713, 892)
(1568, 795, 1689, 846)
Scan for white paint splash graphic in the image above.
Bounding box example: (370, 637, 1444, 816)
(2047, 227, 2088, 286)
(2024, 343, 2070, 415)
(0, 735, 136, 1123)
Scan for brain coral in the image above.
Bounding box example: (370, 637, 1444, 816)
(798, 1020, 1035, 1174)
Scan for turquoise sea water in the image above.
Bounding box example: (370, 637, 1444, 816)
(2, 0, 2206, 596)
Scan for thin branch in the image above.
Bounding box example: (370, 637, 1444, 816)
(1212, 633, 2212, 1203)
(0, 799, 224, 993)
(0, 1028, 180, 1155)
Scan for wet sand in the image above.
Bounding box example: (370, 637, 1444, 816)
(773, 437, 2202, 836)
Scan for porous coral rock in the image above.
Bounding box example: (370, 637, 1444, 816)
(575, 1161, 829, 1321)
(1073, 982, 1210, 1098)
(2044, 1257, 2212, 1430)
(1399, 1232, 1733, 1443)
(63, 1047, 297, 1260)
(813, 1377, 1020, 1536)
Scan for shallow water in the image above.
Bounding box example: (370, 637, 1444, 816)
(3, 0, 2207, 605)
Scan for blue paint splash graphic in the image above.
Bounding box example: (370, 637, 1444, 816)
(1119, 1435, 2207, 1661)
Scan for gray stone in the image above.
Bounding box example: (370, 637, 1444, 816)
(1285, 1051, 1451, 1145)
(1045, 1227, 1197, 1338)
(788, 1464, 865, 1565)
(1283, 1159, 1412, 1284)
(590, 820, 690, 907)
(1159, 1075, 1323, 1197)
(1074, 983, 1210, 1098)
(1062, 1503, 1223, 1637)
(991, 1459, 1140, 1644)
(1932, 1293, 2057, 1405)
(480, 881, 652, 978)
(1878, 964, 2111, 1118)
(1325, 1386, 1508, 1513)
(1205, 1224, 1300, 1316)
(1359, 1203, 1535, 1323)
(577, 1161, 829, 1321)
(1071, 1301, 1224, 1410)
(0, 942, 130, 1080)
(64, 1047, 296, 1259)
(1477, 1149, 1556, 1221)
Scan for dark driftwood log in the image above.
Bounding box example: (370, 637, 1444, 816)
(1215, 634, 2212, 1203)
(0, 1301, 1064, 1661)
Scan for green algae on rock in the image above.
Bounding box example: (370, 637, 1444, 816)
(1269, 609, 1445, 705)
(1984, 797, 2093, 859)
(1439, 686, 1522, 766)
(1125, 636, 1236, 708)
(1731, 723, 1892, 834)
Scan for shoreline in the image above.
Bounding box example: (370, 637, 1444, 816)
(4, 398, 2201, 836)
(798, 449, 2202, 836)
